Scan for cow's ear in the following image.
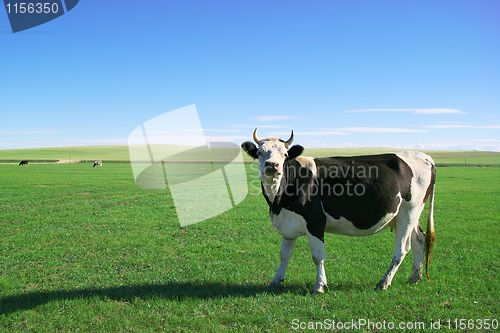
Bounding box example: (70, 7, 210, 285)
(241, 141, 258, 159)
(287, 145, 304, 160)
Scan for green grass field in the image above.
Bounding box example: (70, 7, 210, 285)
(1, 157, 499, 331)
(1, 145, 499, 166)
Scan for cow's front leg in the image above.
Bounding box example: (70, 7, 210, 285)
(270, 237, 296, 288)
(306, 232, 327, 294)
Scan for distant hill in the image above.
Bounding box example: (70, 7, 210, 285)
(0, 145, 498, 166)
(302, 147, 500, 166)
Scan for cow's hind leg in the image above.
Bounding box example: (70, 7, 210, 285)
(408, 223, 426, 283)
(376, 207, 415, 290)
(270, 237, 296, 288)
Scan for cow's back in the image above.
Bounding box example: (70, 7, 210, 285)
(314, 153, 413, 232)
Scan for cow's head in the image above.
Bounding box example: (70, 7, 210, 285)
(241, 128, 304, 181)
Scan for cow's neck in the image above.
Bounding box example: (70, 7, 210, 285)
(260, 173, 283, 204)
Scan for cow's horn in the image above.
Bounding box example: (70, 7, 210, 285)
(284, 130, 294, 147)
(253, 128, 262, 144)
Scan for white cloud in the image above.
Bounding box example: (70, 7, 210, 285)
(232, 125, 289, 128)
(174, 128, 241, 133)
(0, 130, 60, 135)
(204, 135, 249, 142)
(424, 125, 473, 129)
(416, 140, 500, 152)
(273, 131, 349, 136)
(424, 125, 500, 129)
(346, 108, 466, 114)
(337, 127, 428, 133)
(471, 139, 500, 143)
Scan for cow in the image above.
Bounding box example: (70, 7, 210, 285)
(241, 128, 436, 293)
(93, 161, 102, 167)
(19, 160, 29, 166)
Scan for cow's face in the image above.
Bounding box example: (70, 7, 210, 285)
(241, 128, 304, 181)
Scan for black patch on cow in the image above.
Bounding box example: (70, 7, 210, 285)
(266, 159, 327, 242)
(286, 145, 304, 160)
(314, 154, 413, 230)
(241, 142, 258, 159)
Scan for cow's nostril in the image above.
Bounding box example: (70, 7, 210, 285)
(264, 162, 279, 171)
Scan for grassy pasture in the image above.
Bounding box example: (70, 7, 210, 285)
(0, 159, 499, 331)
(1, 145, 499, 167)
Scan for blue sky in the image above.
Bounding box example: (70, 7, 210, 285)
(1, 0, 499, 151)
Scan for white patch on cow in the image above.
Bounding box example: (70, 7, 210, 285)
(270, 208, 307, 240)
(395, 150, 435, 204)
(322, 193, 403, 236)
(261, 174, 283, 204)
(295, 156, 317, 178)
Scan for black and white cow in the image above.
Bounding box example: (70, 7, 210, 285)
(93, 161, 102, 167)
(242, 128, 436, 293)
(19, 160, 29, 166)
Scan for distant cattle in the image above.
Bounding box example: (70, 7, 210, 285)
(19, 160, 28, 166)
(93, 160, 102, 167)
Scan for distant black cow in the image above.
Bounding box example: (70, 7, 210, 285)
(19, 160, 29, 166)
(93, 160, 102, 167)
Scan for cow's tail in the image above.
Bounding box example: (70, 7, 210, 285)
(424, 164, 436, 281)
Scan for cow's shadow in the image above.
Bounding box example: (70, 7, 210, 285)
(0, 282, 308, 315)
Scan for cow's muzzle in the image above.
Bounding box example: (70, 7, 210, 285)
(263, 161, 281, 174)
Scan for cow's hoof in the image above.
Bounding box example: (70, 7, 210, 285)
(407, 275, 422, 284)
(375, 281, 390, 290)
(311, 284, 326, 294)
(269, 280, 283, 289)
